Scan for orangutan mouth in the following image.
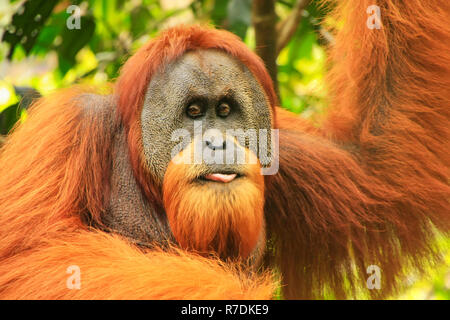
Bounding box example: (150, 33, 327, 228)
(202, 173, 239, 183)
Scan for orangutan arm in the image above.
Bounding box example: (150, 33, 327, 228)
(265, 0, 450, 299)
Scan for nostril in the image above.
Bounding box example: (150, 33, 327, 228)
(205, 139, 226, 150)
(205, 140, 214, 150)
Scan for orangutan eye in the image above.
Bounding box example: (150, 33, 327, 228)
(186, 103, 203, 118)
(217, 102, 231, 118)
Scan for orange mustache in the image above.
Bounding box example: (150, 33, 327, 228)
(163, 142, 265, 260)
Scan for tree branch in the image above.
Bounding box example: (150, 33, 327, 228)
(252, 0, 280, 100)
(276, 0, 310, 55)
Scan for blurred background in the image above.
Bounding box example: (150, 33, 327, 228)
(0, 0, 448, 299)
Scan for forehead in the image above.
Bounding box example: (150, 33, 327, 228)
(150, 49, 264, 96)
(169, 49, 249, 79)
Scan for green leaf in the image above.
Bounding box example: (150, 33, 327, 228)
(30, 11, 69, 56)
(2, 0, 59, 58)
(57, 15, 96, 74)
(0, 103, 20, 135)
(227, 0, 251, 39)
(130, 6, 153, 38)
(287, 17, 316, 64)
(211, 0, 229, 26)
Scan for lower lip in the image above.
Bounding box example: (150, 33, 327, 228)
(203, 173, 238, 183)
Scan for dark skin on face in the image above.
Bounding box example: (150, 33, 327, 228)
(141, 49, 273, 186)
(104, 49, 273, 259)
(142, 49, 273, 262)
(0, 5, 448, 298)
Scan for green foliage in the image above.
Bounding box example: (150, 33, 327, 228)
(2, 0, 59, 58)
(0, 0, 327, 131)
(276, 1, 328, 119)
(0, 104, 20, 135)
(0, 0, 448, 299)
(227, 0, 252, 39)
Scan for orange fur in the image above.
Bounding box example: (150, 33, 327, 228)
(0, 26, 278, 300)
(0, 88, 114, 259)
(163, 142, 265, 260)
(0, 89, 274, 299)
(275, 107, 319, 134)
(0, 231, 274, 299)
(0, 0, 448, 300)
(265, 0, 450, 298)
(115, 25, 278, 207)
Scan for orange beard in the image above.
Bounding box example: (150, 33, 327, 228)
(162, 144, 265, 260)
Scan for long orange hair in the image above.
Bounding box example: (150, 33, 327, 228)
(0, 0, 448, 299)
(115, 25, 278, 208)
